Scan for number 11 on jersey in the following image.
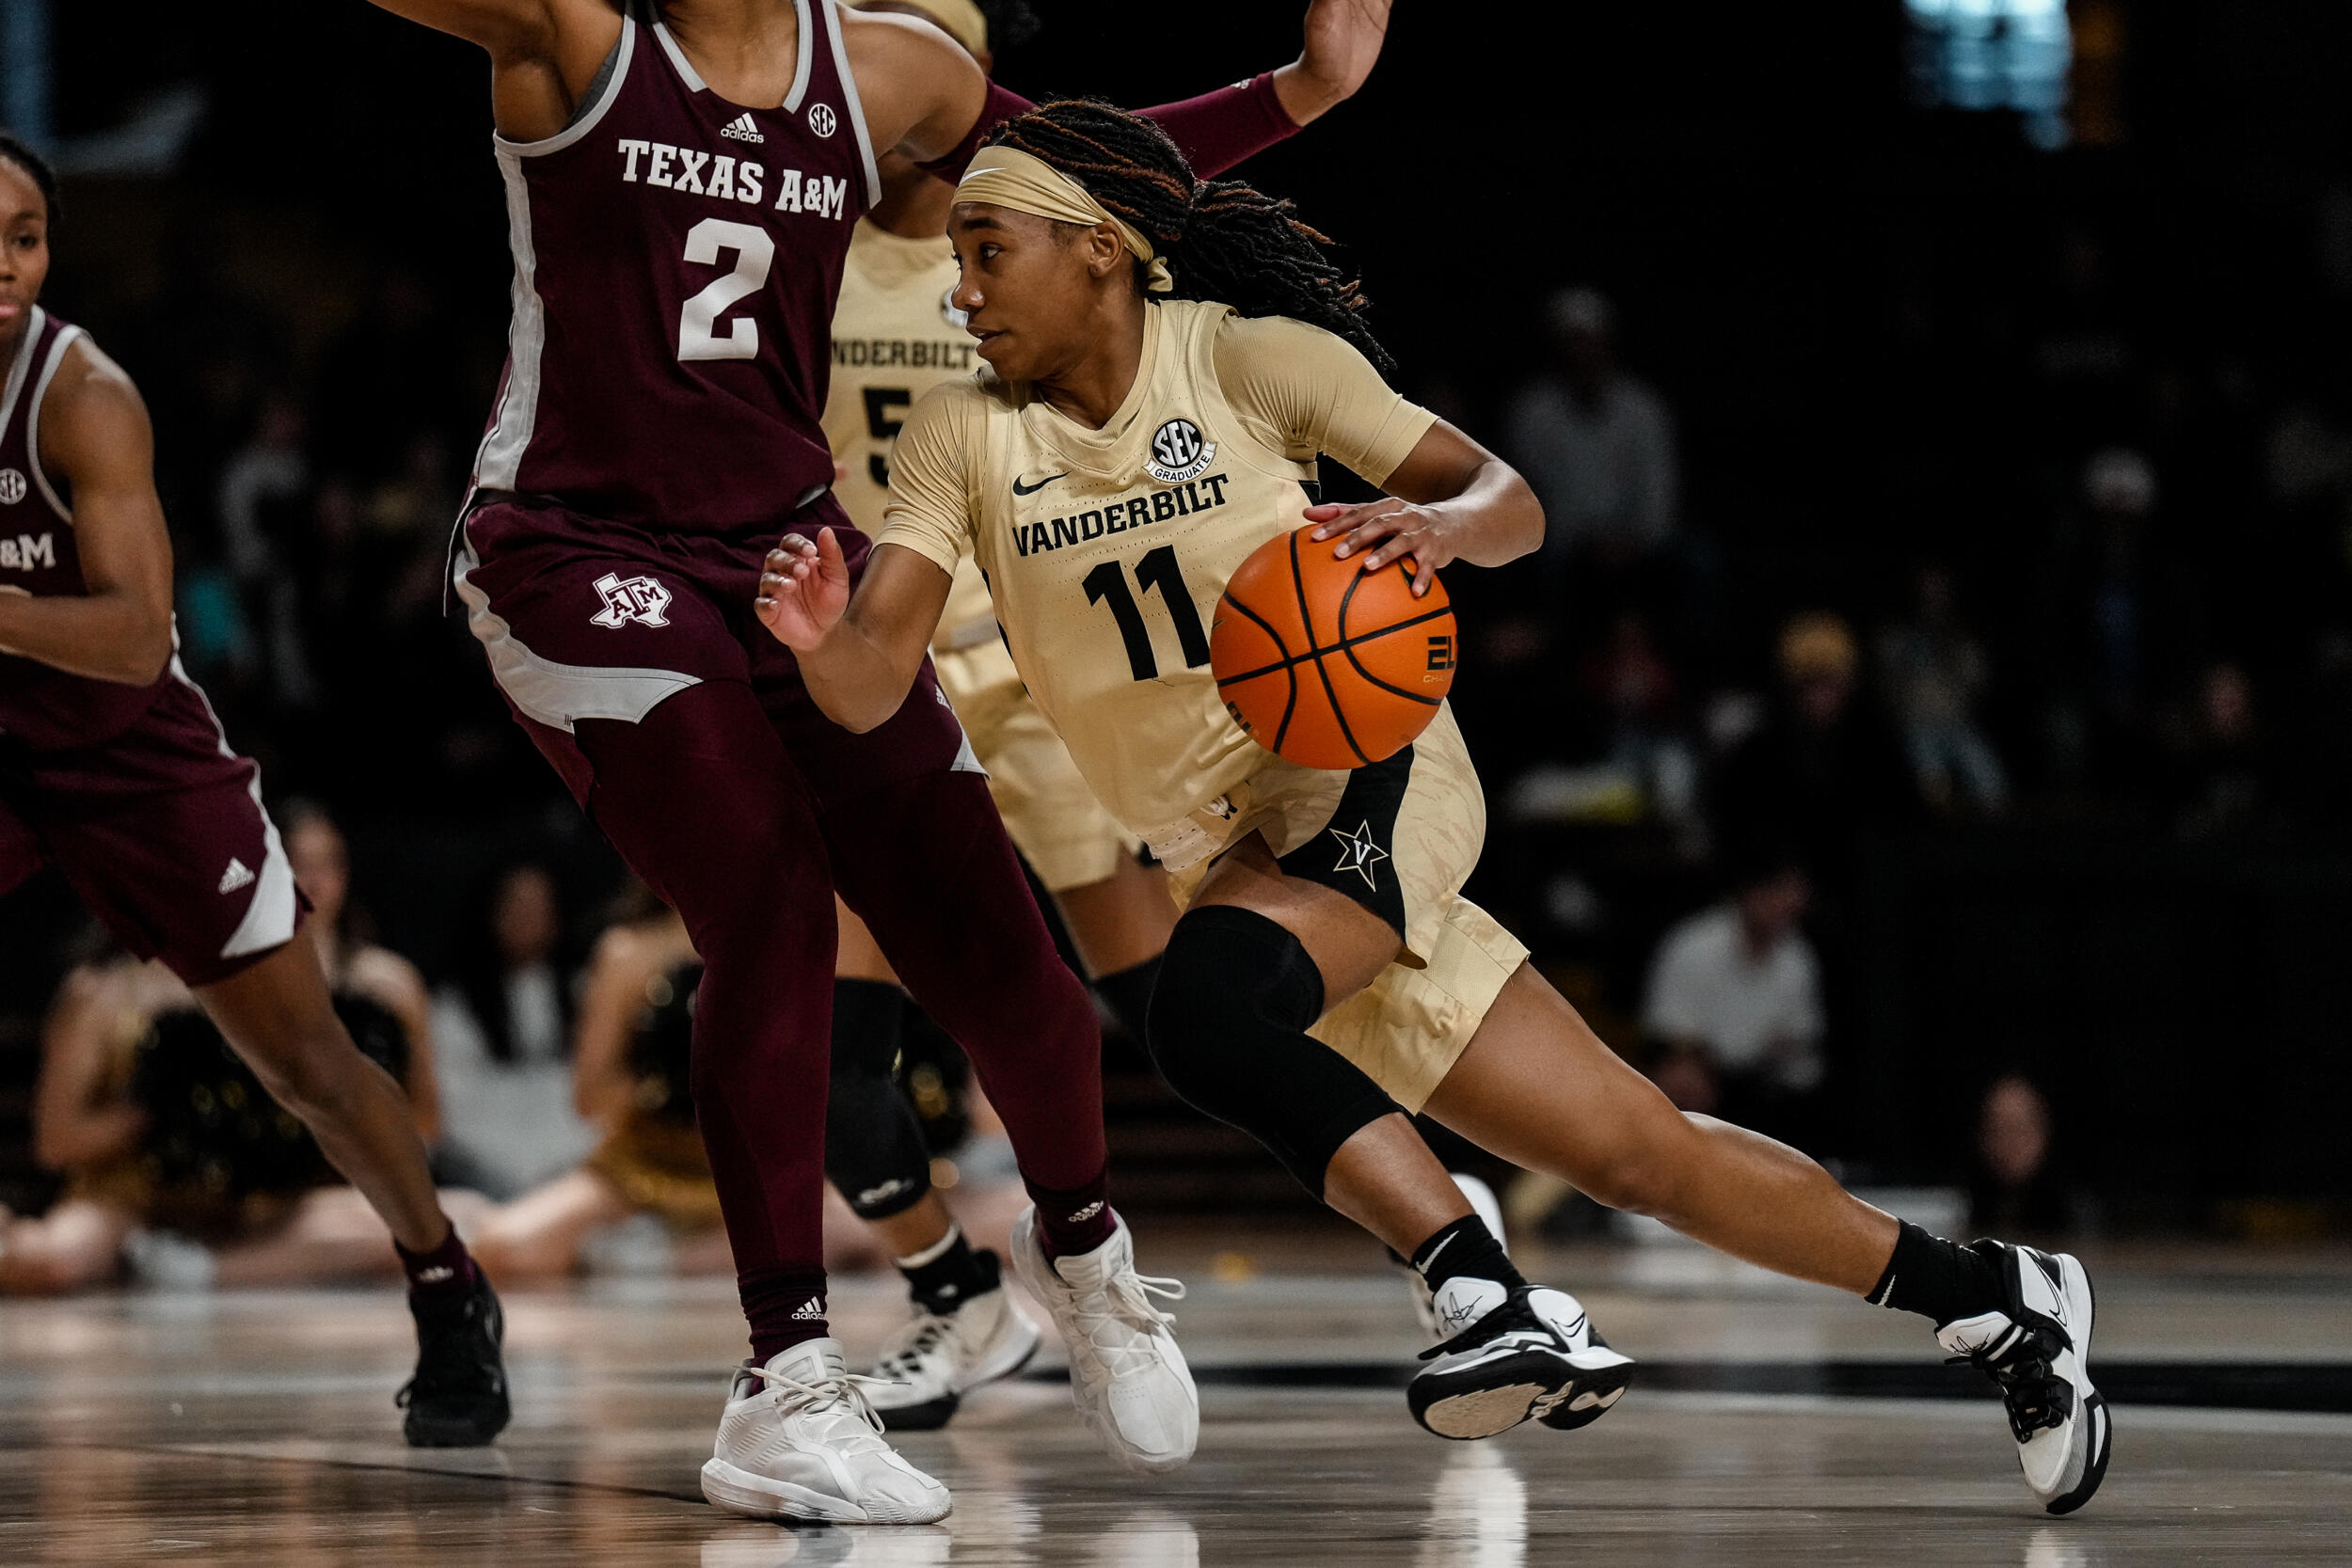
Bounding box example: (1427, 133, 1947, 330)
(1084, 546, 1210, 681)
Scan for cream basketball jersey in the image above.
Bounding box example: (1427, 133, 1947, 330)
(881, 298, 1437, 840)
(820, 220, 998, 643)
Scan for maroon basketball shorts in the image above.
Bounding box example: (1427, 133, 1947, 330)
(453, 495, 975, 806)
(0, 669, 302, 987)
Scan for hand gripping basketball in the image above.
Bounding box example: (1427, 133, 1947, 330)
(1210, 522, 1457, 769)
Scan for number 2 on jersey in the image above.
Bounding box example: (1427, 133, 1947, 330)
(678, 218, 774, 362)
(1084, 546, 1210, 681)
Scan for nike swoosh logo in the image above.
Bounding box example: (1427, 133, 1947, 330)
(1011, 472, 1069, 497)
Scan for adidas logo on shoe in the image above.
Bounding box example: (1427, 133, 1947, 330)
(790, 1297, 826, 1322)
(218, 858, 256, 895)
(720, 112, 764, 144)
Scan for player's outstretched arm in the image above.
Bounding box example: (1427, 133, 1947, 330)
(0, 344, 173, 685)
(1307, 421, 1547, 596)
(358, 0, 622, 142)
(757, 531, 949, 733)
(1266, 0, 1394, 127)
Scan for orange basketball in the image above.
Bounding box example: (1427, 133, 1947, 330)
(1210, 523, 1458, 769)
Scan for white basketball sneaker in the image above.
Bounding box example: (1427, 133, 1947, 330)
(699, 1338, 952, 1524)
(866, 1250, 1044, 1432)
(1009, 1207, 1198, 1474)
(1408, 1280, 1635, 1439)
(1936, 1241, 2111, 1515)
(1403, 1174, 1509, 1337)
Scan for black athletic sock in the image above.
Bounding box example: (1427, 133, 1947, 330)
(895, 1224, 993, 1314)
(396, 1223, 480, 1302)
(1090, 956, 1160, 1047)
(1409, 1215, 1524, 1297)
(1867, 1221, 2006, 1325)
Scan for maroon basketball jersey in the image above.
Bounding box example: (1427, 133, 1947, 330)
(472, 0, 882, 531)
(0, 308, 170, 750)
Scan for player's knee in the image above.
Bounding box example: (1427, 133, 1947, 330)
(821, 979, 932, 1220)
(1574, 1142, 1684, 1218)
(1148, 906, 1399, 1194)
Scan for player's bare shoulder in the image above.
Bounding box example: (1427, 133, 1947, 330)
(33, 337, 152, 486)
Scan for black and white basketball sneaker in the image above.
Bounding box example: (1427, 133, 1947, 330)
(1936, 1242, 2111, 1515)
(865, 1249, 1043, 1432)
(1407, 1279, 1634, 1440)
(399, 1273, 511, 1448)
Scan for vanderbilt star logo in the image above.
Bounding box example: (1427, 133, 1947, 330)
(1011, 471, 1068, 498)
(1328, 820, 1390, 889)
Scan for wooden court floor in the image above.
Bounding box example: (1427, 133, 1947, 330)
(5, 1239, 2350, 1565)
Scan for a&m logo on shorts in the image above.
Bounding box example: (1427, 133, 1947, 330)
(591, 572, 674, 629)
(0, 469, 25, 506)
(1145, 417, 1216, 483)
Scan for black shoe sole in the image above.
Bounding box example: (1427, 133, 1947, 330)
(1535, 1358, 1638, 1432)
(1410, 1348, 1633, 1441)
(875, 1392, 961, 1433)
(404, 1397, 512, 1449)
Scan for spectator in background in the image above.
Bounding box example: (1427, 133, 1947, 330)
(0, 806, 461, 1293)
(1503, 287, 1679, 593)
(2168, 661, 2277, 841)
(1879, 563, 2009, 815)
(1642, 861, 1825, 1147)
(1712, 612, 1922, 896)
(430, 863, 595, 1199)
(1971, 1072, 2074, 1235)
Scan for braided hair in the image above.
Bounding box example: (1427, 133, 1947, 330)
(982, 100, 1395, 377)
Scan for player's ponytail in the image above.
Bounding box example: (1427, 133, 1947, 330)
(982, 101, 1396, 377)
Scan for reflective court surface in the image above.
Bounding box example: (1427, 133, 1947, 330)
(5, 1236, 2350, 1566)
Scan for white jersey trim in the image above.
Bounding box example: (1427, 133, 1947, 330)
(165, 651, 302, 963)
(0, 303, 43, 440)
(24, 323, 87, 522)
(472, 151, 547, 492)
(651, 19, 709, 94)
(452, 528, 703, 732)
(822, 0, 882, 209)
(784, 0, 818, 114)
(495, 16, 638, 157)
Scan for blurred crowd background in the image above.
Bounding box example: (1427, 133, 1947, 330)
(7, 0, 2352, 1280)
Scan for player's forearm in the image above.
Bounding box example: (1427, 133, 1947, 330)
(0, 592, 172, 685)
(797, 616, 924, 735)
(1436, 459, 1547, 568)
(922, 76, 1301, 185)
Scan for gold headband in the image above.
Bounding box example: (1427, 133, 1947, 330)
(856, 0, 988, 58)
(957, 146, 1175, 294)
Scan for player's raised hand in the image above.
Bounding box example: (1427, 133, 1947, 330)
(1274, 0, 1393, 125)
(1307, 499, 1454, 596)
(756, 528, 853, 650)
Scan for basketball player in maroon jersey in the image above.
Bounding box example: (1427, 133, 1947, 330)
(357, 0, 1379, 1521)
(0, 135, 508, 1449)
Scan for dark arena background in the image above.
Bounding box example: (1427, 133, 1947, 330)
(4, 1, 2352, 1562)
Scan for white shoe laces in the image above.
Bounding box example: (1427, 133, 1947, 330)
(1063, 1271, 1185, 1378)
(738, 1361, 898, 1433)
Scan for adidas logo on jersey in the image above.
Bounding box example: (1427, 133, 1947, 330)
(719, 113, 764, 144)
(790, 1297, 826, 1322)
(218, 858, 256, 895)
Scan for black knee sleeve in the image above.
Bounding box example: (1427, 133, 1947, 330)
(823, 978, 932, 1220)
(1145, 905, 1403, 1197)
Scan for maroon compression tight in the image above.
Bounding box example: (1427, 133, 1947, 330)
(574, 681, 1108, 1361)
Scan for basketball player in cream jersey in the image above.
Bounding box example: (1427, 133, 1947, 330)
(757, 102, 2113, 1512)
(814, 0, 1414, 1432)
